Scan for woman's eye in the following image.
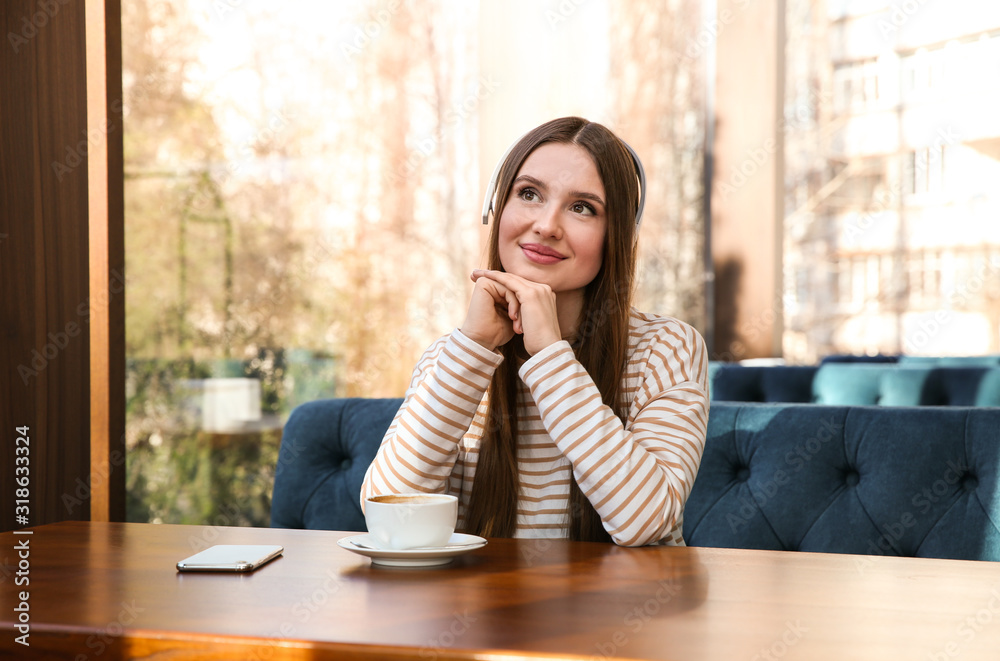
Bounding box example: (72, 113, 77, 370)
(571, 201, 596, 216)
(518, 188, 540, 202)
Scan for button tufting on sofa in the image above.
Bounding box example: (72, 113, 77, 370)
(272, 399, 1000, 562)
(681, 404, 1000, 561)
(271, 397, 401, 532)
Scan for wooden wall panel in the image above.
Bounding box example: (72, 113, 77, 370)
(711, 0, 786, 360)
(0, 1, 43, 533)
(87, 0, 126, 523)
(0, 0, 124, 531)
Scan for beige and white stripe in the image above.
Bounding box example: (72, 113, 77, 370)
(361, 309, 709, 547)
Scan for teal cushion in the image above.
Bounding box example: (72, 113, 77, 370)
(974, 369, 1000, 406)
(881, 367, 1000, 406)
(812, 364, 890, 405)
(878, 368, 933, 406)
(898, 355, 1000, 367)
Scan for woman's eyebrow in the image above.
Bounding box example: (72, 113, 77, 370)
(515, 174, 605, 207)
(571, 190, 606, 207)
(514, 174, 548, 190)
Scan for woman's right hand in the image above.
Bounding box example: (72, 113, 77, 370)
(460, 273, 516, 352)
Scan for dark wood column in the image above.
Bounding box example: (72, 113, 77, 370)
(711, 0, 786, 361)
(1, 0, 124, 531)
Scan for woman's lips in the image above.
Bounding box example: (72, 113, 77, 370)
(521, 243, 566, 265)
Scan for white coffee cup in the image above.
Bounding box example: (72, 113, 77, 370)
(364, 493, 458, 550)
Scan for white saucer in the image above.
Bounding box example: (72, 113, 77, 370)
(337, 533, 487, 567)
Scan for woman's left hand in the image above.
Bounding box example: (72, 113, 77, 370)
(470, 270, 562, 355)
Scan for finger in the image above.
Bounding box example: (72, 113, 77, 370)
(476, 276, 511, 305)
(472, 269, 531, 292)
(506, 292, 521, 334)
(507, 292, 520, 322)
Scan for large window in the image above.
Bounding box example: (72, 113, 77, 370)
(122, 0, 708, 525)
(783, 0, 1000, 361)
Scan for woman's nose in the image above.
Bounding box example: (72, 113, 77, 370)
(531, 205, 562, 238)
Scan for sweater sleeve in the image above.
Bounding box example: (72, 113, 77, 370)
(518, 322, 709, 547)
(360, 329, 504, 507)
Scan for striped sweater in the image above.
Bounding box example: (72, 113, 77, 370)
(360, 308, 710, 547)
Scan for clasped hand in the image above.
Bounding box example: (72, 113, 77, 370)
(460, 270, 562, 355)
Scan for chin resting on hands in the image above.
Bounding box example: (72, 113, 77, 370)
(461, 270, 562, 355)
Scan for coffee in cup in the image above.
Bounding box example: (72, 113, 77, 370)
(364, 493, 458, 550)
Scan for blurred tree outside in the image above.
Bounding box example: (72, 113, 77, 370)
(609, 0, 708, 333)
(123, 0, 482, 525)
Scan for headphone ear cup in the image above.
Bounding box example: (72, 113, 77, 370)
(482, 137, 521, 225)
(481, 185, 494, 225)
(622, 142, 646, 231)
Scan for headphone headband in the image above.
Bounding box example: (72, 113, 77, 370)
(480, 132, 647, 234)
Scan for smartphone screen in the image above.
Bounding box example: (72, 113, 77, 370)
(176, 544, 284, 572)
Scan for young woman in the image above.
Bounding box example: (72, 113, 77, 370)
(361, 117, 709, 546)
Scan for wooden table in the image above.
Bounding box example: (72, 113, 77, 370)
(3, 521, 1000, 660)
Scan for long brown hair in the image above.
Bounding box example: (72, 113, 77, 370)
(462, 117, 640, 542)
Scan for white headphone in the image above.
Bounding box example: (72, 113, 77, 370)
(480, 132, 647, 231)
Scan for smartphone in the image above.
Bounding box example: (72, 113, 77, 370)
(176, 544, 284, 572)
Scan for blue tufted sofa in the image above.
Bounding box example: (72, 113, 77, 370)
(709, 363, 1000, 406)
(271, 398, 1000, 561)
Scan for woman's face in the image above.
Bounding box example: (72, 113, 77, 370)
(498, 142, 607, 299)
